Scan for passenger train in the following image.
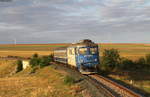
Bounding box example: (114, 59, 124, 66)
(54, 39, 100, 74)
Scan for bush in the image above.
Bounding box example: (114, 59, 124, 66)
(30, 66, 39, 74)
(32, 53, 38, 58)
(146, 54, 150, 66)
(30, 54, 53, 68)
(39, 56, 50, 68)
(30, 57, 40, 67)
(135, 57, 146, 69)
(121, 57, 148, 70)
(16, 60, 23, 73)
(121, 58, 135, 70)
(64, 75, 75, 85)
(101, 49, 121, 71)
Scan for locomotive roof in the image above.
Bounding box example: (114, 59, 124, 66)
(54, 39, 98, 51)
(70, 39, 98, 47)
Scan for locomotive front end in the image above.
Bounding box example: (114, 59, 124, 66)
(76, 40, 100, 74)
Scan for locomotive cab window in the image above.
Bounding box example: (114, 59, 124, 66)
(79, 48, 88, 55)
(90, 48, 97, 54)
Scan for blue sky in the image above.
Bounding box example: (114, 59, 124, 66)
(0, 0, 150, 44)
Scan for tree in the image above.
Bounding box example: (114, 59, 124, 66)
(135, 57, 146, 69)
(32, 53, 38, 58)
(30, 53, 40, 67)
(146, 54, 150, 64)
(121, 58, 135, 70)
(145, 54, 150, 68)
(39, 56, 50, 68)
(101, 49, 121, 71)
(16, 60, 23, 72)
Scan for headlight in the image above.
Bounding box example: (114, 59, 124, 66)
(95, 59, 97, 61)
(80, 59, 84, 63)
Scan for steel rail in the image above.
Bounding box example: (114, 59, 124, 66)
(87, 75, 116, 97)
(89, 74, 143, 97)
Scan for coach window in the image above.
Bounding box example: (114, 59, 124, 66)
(69, 49, 75, 55)
(72, 49, 75, 55)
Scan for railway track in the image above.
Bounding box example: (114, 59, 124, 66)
(54, 62, 144, 97)
(88, 74, 143, 97)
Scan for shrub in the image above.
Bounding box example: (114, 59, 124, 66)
(32, 53, 38, 58)
(121, 58, 135, 70)
(16, 60, 23, 73)
(30, 66, 39, 74)
(135, 57, 146, 69)
(29, 57, 40, 67)
(30, 53, 40, 67)
(146, 54, 150, 66)
(39, 56, 50, 68)
(30, 54, 53, 68)
(64, 75, 75, 85)
(101, 49, 121, 71)
(49, 54, 54, 62)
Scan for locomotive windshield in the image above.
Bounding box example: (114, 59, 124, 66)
(79, 47, 98, 55)
(90, 48, 97, 54)
(79, 48, 88, 55)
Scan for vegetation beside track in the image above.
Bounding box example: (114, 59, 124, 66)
(0, 59, 95, 97)
(100, 49, 150, 95)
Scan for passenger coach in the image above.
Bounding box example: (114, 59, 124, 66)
(54, 39, 100, 74)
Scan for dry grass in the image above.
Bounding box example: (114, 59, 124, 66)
(0, 51, 53, 58)
(0, 60, 17, 78)
(0, 60, 83, 97)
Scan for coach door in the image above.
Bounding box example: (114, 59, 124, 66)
(67, 48, 76, 67)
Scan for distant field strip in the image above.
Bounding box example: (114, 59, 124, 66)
(0, 43, 150, 59)
(0, 44, 68, 51)
(100, 43, 150, 60)
(0, 51, 52, 57)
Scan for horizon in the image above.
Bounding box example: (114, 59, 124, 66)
(0, 42, 150, 45)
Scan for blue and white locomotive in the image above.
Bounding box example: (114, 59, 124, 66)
(54, 39, 100, 74)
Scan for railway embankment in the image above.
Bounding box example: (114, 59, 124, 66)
(0, 59, 109, 97)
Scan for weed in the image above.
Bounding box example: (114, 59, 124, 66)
(64, 75, 75, 85)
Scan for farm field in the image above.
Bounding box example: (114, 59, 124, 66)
(0, 43, 150, 60)
(100, 43, 150, 60)
(0, 44, 69, 57)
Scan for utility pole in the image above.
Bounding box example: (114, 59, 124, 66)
(14, 38, 16, 45)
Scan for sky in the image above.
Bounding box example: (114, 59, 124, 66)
(0, 0, 150, 44)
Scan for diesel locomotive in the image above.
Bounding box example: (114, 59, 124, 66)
(54, 39, 100, 74)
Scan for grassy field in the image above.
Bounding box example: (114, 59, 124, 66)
(0, 43, 150, 60)
(0, 44, 69, 57)
(100, 43, 150, 60)
(0, 60, 92, 97)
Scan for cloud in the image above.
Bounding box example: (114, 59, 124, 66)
(0, 0, 150, 44)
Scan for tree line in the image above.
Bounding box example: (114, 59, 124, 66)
(100, 49, 150, 72)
